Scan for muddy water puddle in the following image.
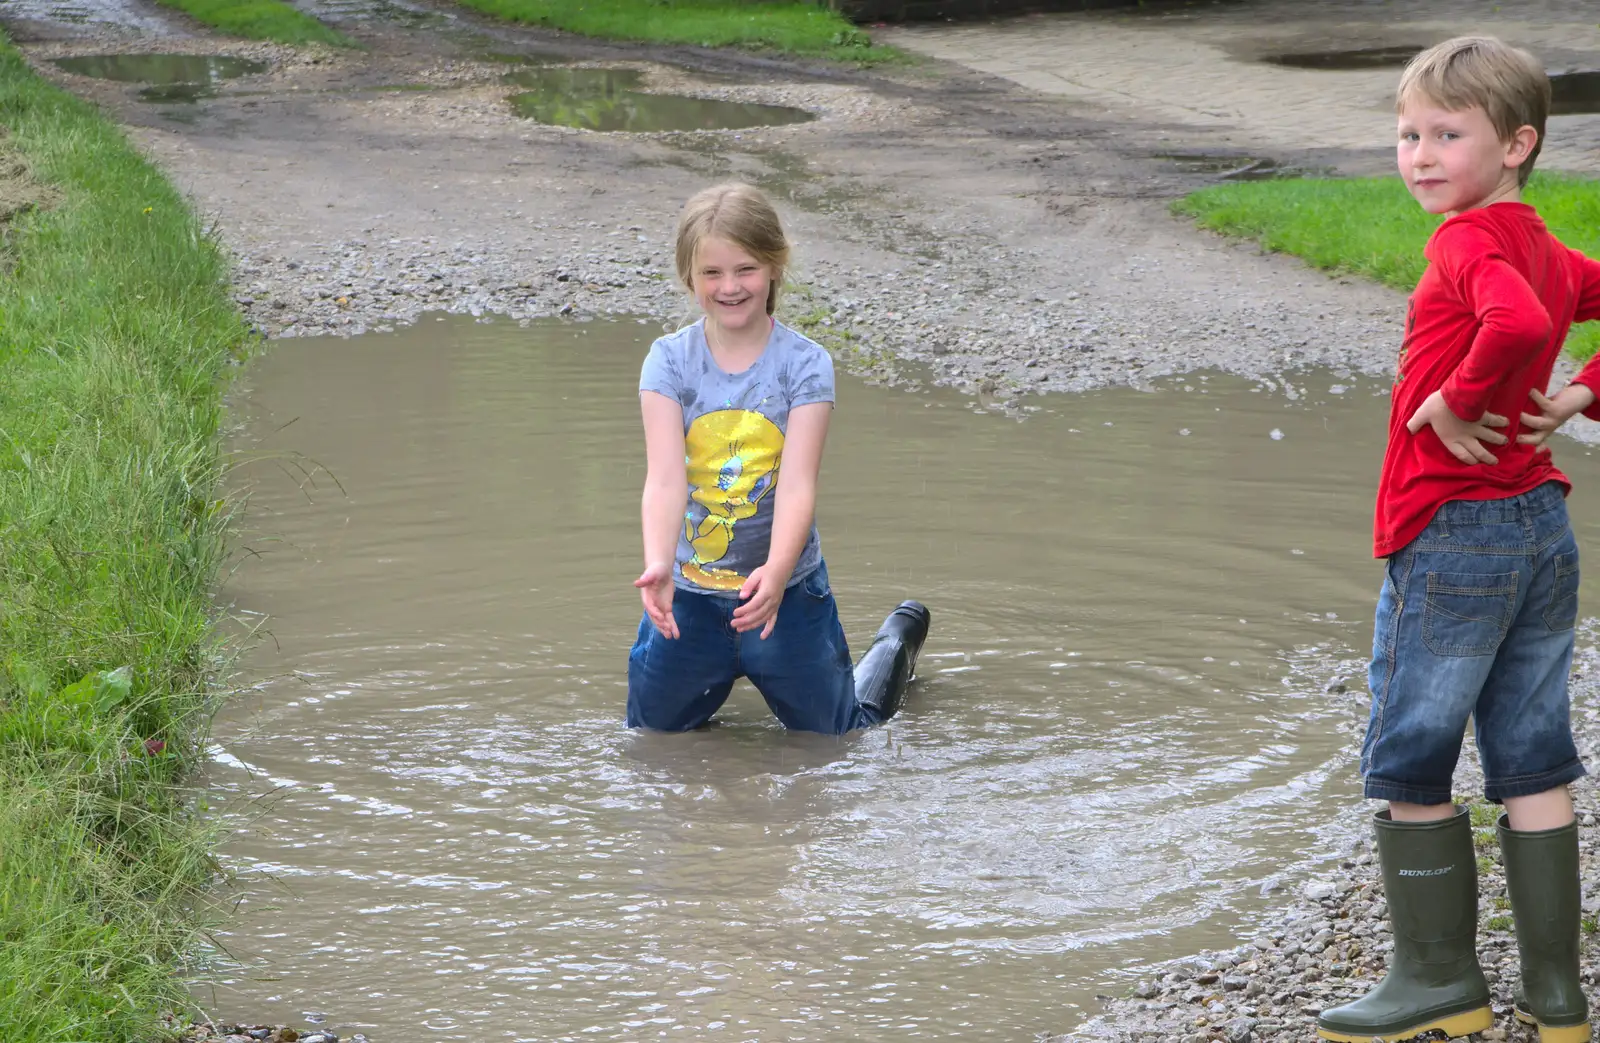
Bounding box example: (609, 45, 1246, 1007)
(53, 52, 266, 101)
(1153, 152, 1291, 181)
(287, 0, 447, 28)
(0, 0, 177, 34)
(1252, 51, 1600, 116)
(507, 67, 813, 133)
(207, 316, 1600, 1040)
(1260, 45, 1422, 70)
(1553, 71, 1600, 115)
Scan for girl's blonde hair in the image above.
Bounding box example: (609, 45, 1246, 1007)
(674, 183, 790, 316)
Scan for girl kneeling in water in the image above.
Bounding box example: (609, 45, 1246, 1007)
(629, 182, 930, 734)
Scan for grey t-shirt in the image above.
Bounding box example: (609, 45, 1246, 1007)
(639, 319, 834, 597)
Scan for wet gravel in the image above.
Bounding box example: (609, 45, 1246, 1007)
(229, 197, 1401, 408)
(1062, 634, 1600, 1043)
(180, 1021, 357, 1043)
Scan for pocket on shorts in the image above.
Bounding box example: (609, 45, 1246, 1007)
(1543, 553, 1580, 632)
(1422, 570, 1517, 657)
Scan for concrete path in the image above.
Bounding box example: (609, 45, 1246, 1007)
(887, 0, 1600, 174)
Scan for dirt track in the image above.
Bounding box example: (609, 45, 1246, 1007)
(5, 0, 1438, 406)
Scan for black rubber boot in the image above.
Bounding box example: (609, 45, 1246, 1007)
(1500, 814, 1591, 1042)
(853, 600, 930, 723)
(1316, 808, 1492, 1042)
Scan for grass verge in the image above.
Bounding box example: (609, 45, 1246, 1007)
(1174, 172, 1600, 360)
(450, 0, 906, 65)
(151, 0, 352, 47)
(0, 32, 249, 1043)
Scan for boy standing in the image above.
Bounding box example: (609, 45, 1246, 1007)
(1318, 36, 1600, 1043)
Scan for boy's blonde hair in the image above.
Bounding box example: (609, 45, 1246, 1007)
(1397, 36, 1550, 186)
(675, 183, 790, 316)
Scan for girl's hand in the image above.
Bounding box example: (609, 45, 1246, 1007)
(732, 564, 790, 639)
(635, 562, 679, 639)
(1405, 389, 1509, 465)
(1518, 385, 1597, 453)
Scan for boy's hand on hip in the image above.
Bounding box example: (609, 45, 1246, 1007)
(732, 564, 789, 639)
(1405, 389, 1509, 465)
(634, 562, 679, 639)
(1518, 385, 1597, 453)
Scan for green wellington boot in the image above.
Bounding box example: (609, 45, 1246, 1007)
(1500, 814, 1591, 1043)
(1316, 808, 1492, 1042)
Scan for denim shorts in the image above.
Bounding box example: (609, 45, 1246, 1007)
(626, 560, 879, 735)
(1362, 481, 1587, 805)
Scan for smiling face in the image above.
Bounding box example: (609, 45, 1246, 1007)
(691, 236, 772, 336)
(1396, 97, 1533, 215)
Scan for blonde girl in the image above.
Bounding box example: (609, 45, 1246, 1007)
(628, 182, 929, 734)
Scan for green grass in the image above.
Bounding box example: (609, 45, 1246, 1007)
(450, 0, 906, 64)
(0, 29, 249, 1043)
(1468, 800, 1501, 828)
(1174, 172, 1600, 360)
(151, 0, 352, 46)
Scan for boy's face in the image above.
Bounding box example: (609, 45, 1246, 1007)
(1396, 97, 1530, 215)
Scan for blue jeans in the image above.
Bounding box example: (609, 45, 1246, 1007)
(626, 561, 883, 735)
(1362, 481, 1588, 804)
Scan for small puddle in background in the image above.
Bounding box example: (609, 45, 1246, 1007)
(200, 315, 1600, 1040)
(506, 67, 814, 133)
(650, 141, 886, 241)
(1155, 152, 1290, 181)
(1255, 52, 1600, 115)
(1552, 71, 1600, 115)
(475, 49, 557, 65)
(0, 0, 178, 34)
(53, 53, 267, 101)
(286, 0, 448, 28)
(1261, 45, 1421, 70)
(1108, 0, 1250, 17)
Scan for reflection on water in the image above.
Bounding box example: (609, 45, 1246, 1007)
(506, 67, 814, 133)
(52, 53, 267, 101)
(205, 316, 1600, 1040)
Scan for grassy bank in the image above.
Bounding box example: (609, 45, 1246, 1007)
(0, 33, 248, 1043)
(1174, 172, 1600, 359)
(450, 0, 905, 64)
(152, 0, 351, 47)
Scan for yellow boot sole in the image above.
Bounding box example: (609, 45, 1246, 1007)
(1512, 1005, 1592, 1041)
(1316, 1005, 1492, 1042)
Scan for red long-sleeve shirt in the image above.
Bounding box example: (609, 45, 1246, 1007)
(1375, 203, 1600, 557)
